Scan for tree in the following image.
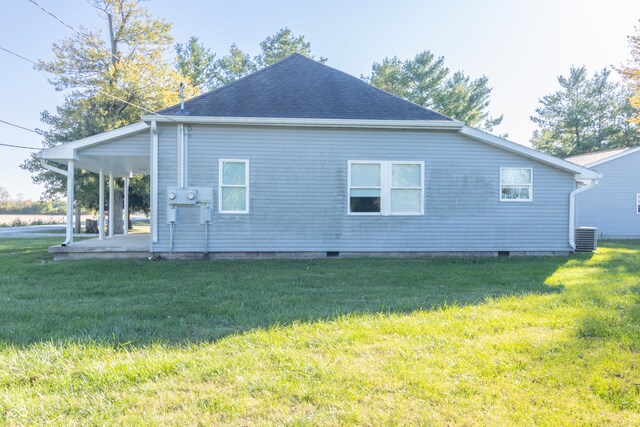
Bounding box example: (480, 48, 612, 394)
(0, 187, 9, 201)
(21, 0, 194, 232)
(530, 66, 640, 157)
(366, 51, 503, 131)
(618, 21, 640, 125)
(254, 27, 326, 68)
(175, 27, 326, 91)
(175, 36, 217, 91)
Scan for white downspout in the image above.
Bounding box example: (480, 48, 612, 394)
(569, 177, 599, 251)
(39, 158, 74, 245)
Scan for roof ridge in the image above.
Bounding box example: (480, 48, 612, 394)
(291, 54, 453, 121)
(161, 54, 305, 113)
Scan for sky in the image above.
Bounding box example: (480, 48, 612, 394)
(1, 0, 639, 200)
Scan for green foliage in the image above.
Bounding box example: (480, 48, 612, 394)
(21, 0, 194, 215)
(1, 239, 640, 424)
(175, 36, 217, 91)
(175, 27, 326, 91)
(618, 20, 640, 125)
(0, 198, 66, 215)
(530, 66, 640, 157)
(367, 51, 503, 131)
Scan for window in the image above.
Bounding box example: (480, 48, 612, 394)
(500, 167, 532, 202)
(637, 194, 640, 215)
(348, 161, 424, 215)
(219, 160, 249, 213)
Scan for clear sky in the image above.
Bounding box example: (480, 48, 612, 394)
(1, 0, 639, 199)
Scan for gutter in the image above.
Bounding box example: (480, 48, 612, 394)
(140, 115, 465, 130)
(568, 176, 601, 251)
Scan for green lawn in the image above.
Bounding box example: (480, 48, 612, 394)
(1, 238, 639, 425)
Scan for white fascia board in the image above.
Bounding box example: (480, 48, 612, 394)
(37, 122, 149, 161)
(140, 115, 465, 130)
(459, 126, 599, 180)
(583, 146, 640, 168)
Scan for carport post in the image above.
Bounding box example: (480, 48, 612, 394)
(65, 160, 74, 245)
(123, 176, 129, 235)
(98, 169, 104, 240)
(108, 172, 114, 238)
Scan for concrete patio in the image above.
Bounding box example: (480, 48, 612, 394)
(49, 233, 150, 260)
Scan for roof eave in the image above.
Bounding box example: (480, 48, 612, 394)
(140, 115, 465, 130)
(581, 146, 640, 168)
(459, 127, 599, 180)
(37, 122, 149, 161)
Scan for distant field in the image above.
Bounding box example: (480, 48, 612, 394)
(0, 214, 66, 226)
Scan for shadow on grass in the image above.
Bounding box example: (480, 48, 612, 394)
(0, 237, 588, 347)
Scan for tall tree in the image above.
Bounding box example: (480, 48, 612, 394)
(175, 27, 326, 91)
(175, 36, 217, 91)
(618, 20, 640, 125)
(530, 66, 640, 157)
(367, 51, 503, 131)
(22, 0, 194, 232)
(255, 27, 326, 67)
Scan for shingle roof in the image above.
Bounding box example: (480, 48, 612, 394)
(565, 147, 636, 166)
(158, 53, 452, 121)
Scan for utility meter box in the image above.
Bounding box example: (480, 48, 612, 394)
(167, 187, 198, 205)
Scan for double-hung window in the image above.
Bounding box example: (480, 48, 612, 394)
(348, 161, 424, 215)
(219, 159, 249, 213)
(500, 167, 532, 202)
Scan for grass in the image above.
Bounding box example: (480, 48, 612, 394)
(0, 238, 639, 425)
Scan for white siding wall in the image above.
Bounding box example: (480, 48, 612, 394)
(153, 124, 575, 253)
(576, 150, 640, 238)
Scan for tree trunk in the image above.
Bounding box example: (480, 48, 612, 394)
(74, 203, 81, 234)
(114, 189, 124, 234)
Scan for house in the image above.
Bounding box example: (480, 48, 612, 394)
(566, 146, 640, 239)
(38, 53, 599, 259)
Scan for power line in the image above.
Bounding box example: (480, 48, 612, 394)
(26, 0, 170, 90)
(0, 142, 40, 150)
(0, 45, 180, 125)
(0, 118, 40, 134)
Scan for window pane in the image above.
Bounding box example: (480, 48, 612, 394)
(221, 187, 246, 211)
(391, 189, 421, 213)
(351, 188, 381, 197)
(351, 163, 380, 187)
(392, 164, 421, 187)
(501, 168, 531, 185)
(350, 196, 380, 213)
(222, 162, 246, 185)
(501, 185, 530, 200)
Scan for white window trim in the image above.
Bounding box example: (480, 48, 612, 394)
(637, 193, 640, 215)
(218, 159, 249, 214)
(500, 167, 533, 202)
(348, 160, 425, 216)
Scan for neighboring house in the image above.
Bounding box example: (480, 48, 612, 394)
(38, 53, 598, 259)
(566, 147, 640, 239)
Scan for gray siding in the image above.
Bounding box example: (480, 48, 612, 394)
(576, 150, 640, 238)
(154, 124, 575, 253)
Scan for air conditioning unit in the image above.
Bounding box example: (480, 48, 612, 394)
(575, 227, 597, 252)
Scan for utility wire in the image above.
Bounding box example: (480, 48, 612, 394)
(26, 0, 171, 90)
(0, 118, 40, 134)
(0, 45, 180, 125)
(0, 142, 40, 150)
